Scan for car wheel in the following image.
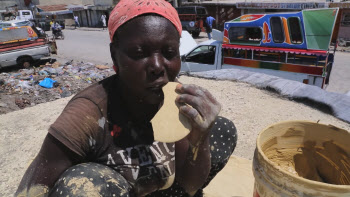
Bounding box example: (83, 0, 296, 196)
(18, 57, 33, 69)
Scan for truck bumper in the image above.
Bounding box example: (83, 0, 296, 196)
(181, 21, 200, 33)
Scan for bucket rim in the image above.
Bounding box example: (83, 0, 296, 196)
(256, 120, 350, 189)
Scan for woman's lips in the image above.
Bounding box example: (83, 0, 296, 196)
(148, 86, 163, 94)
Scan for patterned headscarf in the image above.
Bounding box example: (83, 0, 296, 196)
(108, 0, 182, 42)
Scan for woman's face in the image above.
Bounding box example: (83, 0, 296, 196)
(110, 15, 181, 105)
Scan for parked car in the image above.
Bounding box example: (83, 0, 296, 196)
(176, 6, 208, 38)
(16, 10, 34, 21)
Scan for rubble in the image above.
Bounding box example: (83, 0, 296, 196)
(0, 60, 114, 114)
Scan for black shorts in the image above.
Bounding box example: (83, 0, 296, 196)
(206, 26, 212, 33)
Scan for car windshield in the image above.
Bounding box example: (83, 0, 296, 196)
(15, 21, 30, 26)
(0, 23, 12, 28)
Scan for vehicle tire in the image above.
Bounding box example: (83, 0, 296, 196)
(192, 31, 200, 38)
(18, 57, 33, 69)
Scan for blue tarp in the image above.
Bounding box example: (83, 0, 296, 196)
(187, 69, 350, 124)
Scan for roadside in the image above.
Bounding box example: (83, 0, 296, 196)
(0, 60, 114, 114)
(64, 25, 108, 32)
(1, 75, 350, 197)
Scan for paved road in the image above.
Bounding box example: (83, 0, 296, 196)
(54, 29, 350, 94)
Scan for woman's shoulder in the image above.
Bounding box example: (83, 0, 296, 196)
(70, 75, 116, 107)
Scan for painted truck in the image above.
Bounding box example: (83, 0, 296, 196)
(181, 8, 340, 88)
(0, 26, 57, 69)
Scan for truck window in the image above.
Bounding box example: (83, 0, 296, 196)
(228, 27, 262, 45)
(15, 21, 30, 26)
(186, 45, 216, 65)
(196, 8, 207, 15)
(176, 7, 195, 14)
(270, 17, 284, 43)
(288, 17, 303, 44)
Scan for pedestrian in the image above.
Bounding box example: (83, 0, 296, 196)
(74, 15, 80, 29)
(101, 14, 107, 30)
(15, 0, 237, 196)
(206, 15, 215, 40)
(50, 19, 56, 35)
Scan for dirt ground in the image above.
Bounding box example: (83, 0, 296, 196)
(1, 76, 350, 196)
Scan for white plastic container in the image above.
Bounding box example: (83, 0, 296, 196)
(253, 121, 350, 197)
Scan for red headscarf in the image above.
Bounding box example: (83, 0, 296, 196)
(108, 0, 182, 42)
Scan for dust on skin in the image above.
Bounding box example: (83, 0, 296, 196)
(264, 139, 350, 185)
(16, 185, 49, 197)
(66, 177, 102, 197)
(96, 167, 129, 195)
(105, 178, 128, 195)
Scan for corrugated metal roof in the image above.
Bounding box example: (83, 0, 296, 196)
(37, 4, 68, 12)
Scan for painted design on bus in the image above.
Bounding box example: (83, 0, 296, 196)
(262, 22, 271, 43)
(232, 14, 265, 22)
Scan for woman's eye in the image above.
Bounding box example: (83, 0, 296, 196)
(128, 48, 146, 59)
(163, 49, 177, 59)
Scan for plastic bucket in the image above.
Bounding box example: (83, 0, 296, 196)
(253, 121, 350, 197)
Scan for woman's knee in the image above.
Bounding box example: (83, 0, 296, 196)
(209, 116, 238, 156)
(50, 163, 134, 197)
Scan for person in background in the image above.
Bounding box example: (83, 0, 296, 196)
(15, 1, 237, 196)
(49, 19, 54, 27)
(74, 15, 80, 29)
(50, 20, 57, 35)
(205, 16, 215, 40)
(101, 14, 107, 30)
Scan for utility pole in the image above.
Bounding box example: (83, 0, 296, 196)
(174, 0, 178, 7)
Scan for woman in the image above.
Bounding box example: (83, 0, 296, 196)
(16, 0, 237, 196)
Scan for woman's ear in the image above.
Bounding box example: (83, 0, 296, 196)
(113, 65, 118, 73)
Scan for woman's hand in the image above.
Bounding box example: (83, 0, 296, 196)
(175, 84, 221, 145)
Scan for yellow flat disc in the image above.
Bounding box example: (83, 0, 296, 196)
(151, 82, 191, 142)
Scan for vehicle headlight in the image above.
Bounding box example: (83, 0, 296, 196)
(189, 21, 195, 27)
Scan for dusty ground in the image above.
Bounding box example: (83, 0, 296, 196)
(1, 76, 350, 196)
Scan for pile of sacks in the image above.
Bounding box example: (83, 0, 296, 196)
(0, 60, 114, 114)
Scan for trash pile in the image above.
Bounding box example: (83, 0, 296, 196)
(0, 60, 114, 114)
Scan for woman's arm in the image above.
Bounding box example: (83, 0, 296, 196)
(174, 84, 221, 196)
(15, 134, 80, 197)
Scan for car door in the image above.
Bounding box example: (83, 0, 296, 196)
(181, 45, 217, 72)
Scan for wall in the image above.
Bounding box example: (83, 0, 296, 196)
(0, 0, 29, 10)
(201, 4, 241, 31)
(338, 9, 350, 40)
(38, 0, 84, 6)
(0, 1, 17, 10)
(184, 2, 241, 30)
(93, 0, 113, 6)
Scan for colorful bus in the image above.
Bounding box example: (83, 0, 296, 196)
(181, 8, 341, 88)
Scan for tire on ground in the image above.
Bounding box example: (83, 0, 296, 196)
(17, 56, 33, 69)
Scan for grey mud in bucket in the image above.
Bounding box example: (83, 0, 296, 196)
(253, 121, 350, 197)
